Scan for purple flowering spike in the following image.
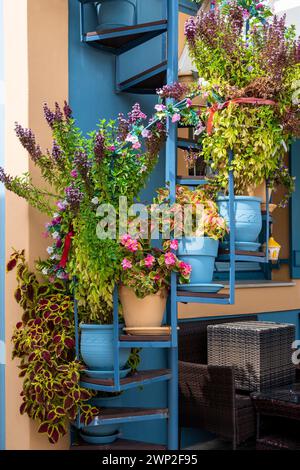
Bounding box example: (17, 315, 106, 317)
(43, 102, 63, 128)
(51, 140, 63, 161)
(15, 123, 42, 162)
(94, 132, 105, 163)
(63, 101, 73, 120)
(65, 184, 84, 210)
(0, 167, 13, 186)
(127, 103, 147, 124)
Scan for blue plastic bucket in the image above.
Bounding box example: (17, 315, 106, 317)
(217, 196, 262, 243)
(80, 324, 130, 370)
(95, 0, 136, 31)
(178, 237, 219, 284)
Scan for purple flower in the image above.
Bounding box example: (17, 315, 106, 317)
(15, 123, 42, 162)
(0, 167, 13, 186)
(65, 184, 84, 210)
(94, 132, 105, 163)
(63, 101, 72, 120)
(70, 169, 78, 178)
(43, 102, 63, 128)
(56, 200, 68, 211)
(127, 103, 147, 124)
(73, 150, 91, 181)
(51, 140, 63, 161)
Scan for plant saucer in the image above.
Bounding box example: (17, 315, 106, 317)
(80, 431, 121, 445)
(177, 283, 224, 293)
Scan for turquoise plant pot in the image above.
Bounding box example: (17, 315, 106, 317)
(178, 237, 219, 284)
(80, 324, 130, 371)
(82, 396, 121, 436)
(217, 196, 262, 243)
(95, 0, 136, 31)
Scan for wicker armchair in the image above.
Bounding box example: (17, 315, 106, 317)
(178, 315, 258, 449)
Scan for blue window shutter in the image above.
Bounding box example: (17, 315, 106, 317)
(290, 140, 300, 278)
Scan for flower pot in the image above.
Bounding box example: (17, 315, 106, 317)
(80, 324, 130, 370)
(119, 286, 167, 328)
(178, 237, 219, 284)
(217, 196, 262, 243)
(95, 0, 136, 31)
(83, 396, 121, 436)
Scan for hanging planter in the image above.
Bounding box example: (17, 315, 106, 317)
(178, 237, 219, 284)
(95, 0, 137, 31)
(80, 324, 130, 372)
(119, 285, 168, 329)
(217, 196, 262, 245)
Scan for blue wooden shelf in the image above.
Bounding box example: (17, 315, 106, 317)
(71, 437, 166, 450)
(83, 20, 168, 55)
(80, 369, 172, 392)
(73, 407, 168, 429)
(177, 290, 231, 305)
(179, 0, 199, 15)
(217, 251, 268, 263)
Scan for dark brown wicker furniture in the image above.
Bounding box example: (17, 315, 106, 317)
(178, 315, 258, 449)
(252, 385, 300, 450)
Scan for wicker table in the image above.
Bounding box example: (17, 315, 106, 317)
(252, 385, 300, 450)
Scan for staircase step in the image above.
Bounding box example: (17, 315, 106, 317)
(80, 369, 172, 392)
(177, 175, 208, 186)
(76, 407, 168, 426)
(177, 138, 200, 151)
(118, 61, 167, 94)
(71, 438, 166, 450)
(177, 291, 230, 305)
(84, 20, 168, 55)
(179, 0, 199, 15)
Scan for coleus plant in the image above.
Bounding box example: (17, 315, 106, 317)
(8, 250, 99, 444)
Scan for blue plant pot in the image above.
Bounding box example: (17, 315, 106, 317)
(217, 196, 262, 243)
(80, 324, 130, 371)
(178, 237, 219, 284)
(82, 396, 120, 436)
(95, 0, 136, 31)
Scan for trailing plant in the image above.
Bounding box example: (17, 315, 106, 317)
(8, 250, 99, 444)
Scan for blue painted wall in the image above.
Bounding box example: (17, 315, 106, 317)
(68, 0, 168, 444)
(0, 0, 5, 451)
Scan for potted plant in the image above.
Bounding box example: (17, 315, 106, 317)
(155, 185, 227, 286)
(119, 233, 191, 332)
(1, 100, 166, 440)
(183, 5, 299, 217)
(94, 0, 137, 31)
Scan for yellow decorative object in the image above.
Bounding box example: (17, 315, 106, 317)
(263, 237, 281, 261)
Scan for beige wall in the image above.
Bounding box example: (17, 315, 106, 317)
(4, 0, 69, 450)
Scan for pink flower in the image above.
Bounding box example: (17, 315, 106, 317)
(108, 145, 116, 151)
(144, 254, 155, 268)
(172, 113, 181, 123)
(255, 3, 263, 9)
(141, 128, 152, 139)
(179, 261, 192, 277)
(127, 239, 139, 252)
(121, 234, 131, 245)
(70, 169, 78, 178)
(186, 98, 192, 108)
(170, 239, 178, 250)
(126, 133, 138, 144)
(164, 252, 176, 266)
(242, 9, 250, 19)
(155, 104, 166, 112)
(122, 258, 132, 270)
(132, 141, 141, 150)
(56, 200, 68, 211)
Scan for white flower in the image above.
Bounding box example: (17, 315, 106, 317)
(47, 246, 54, 255)
(91, 197, 99, 205)
(52, 231, 60, 240)
(42, 268, 48, 276)
(52, 213, 59, 218)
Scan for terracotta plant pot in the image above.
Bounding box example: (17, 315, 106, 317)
(119, 286, 168, 328)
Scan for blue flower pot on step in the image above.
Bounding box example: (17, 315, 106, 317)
(80, 324, 130, 371)
(178, 237, 219, 284)
(217, 196, 262, 243)
(95, 0, 137, 31)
